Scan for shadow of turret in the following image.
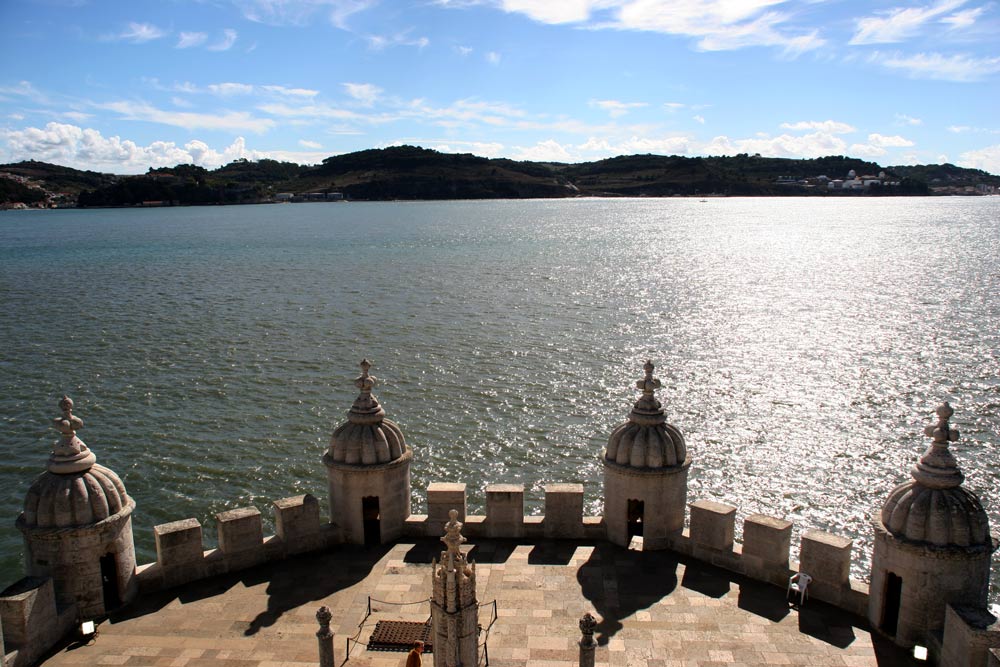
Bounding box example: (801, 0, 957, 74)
(575, 543, 679, 645)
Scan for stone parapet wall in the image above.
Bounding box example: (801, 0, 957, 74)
(0, 577, 76, 667)
(131, 484, 871, 620)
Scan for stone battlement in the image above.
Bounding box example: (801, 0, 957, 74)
(127, 482, 869, 621)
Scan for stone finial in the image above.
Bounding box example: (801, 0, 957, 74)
(355, 359, 375, 394)
(48, 396, 97, 474)
(911, 402, 964, 489)
(579, 612, 597, 638)
(629, 360, 666, 427)
(442, 509, 466, 555)
(316, 606, 333, 638)
(54, 396, 84, 439)
(347, 358, 385, 425)
(316, 606, 335, 667)
(636, 360, 661, 395)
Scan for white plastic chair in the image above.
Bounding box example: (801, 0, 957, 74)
(787, 572, 812, 606)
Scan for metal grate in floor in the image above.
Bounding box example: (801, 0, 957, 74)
(367, 620, 434, 653)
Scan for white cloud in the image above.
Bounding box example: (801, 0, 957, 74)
(455, 45, 473, 56)
(499, 0, 597, 23)
(343, 82, 383, 106)
(616, 1, 824, 54)
(941, 6, 986, 29)
(401, 139, 506, 158)
(868, 133, 914, 147)
(663, 102, 686, 112)
(9, 113, 25, 120)
(176, 32, 208, 48)
(511, 139, 575, 162)
(208, 29, 239, 51)
(486, 51, 501, 64)
(208, 82, 255, 96)
(261, 85, 319, 98)
(958, 144, 1000, 174)
(703, 131, 848, 158)
(329, 0, 379, 28)
(876, 51, 1000, 81)
(895, 113, 923, 126)
(849, 133, 915, 158)
(299, 139, 323, 149)
(850, 0, 966, 45)
(441, 1, 826, 54)
(780, 120, 856, 134)
(946, 125, 1000, 134)
(590, 99, 647, 118)
(580, 135, 692, 156)
(0, 80, 50, 104)
(693, 115, 705, 124)
(1, 122, 266, 171)
(234, 0, 377, 28)
(114, 22, 167, 43)
(99, 101, 275, 133)
(257, 102, 367, 122)
(367, 32, 429, 50)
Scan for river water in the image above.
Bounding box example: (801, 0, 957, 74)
(1, 197, 998, 599)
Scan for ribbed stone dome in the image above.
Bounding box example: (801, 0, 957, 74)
(880, 403, 991, 548)
(605, 361, 687, 469)
(22, 464, 131, 529)
(327, 360, 407, 465)
(20, 396, 133, 529)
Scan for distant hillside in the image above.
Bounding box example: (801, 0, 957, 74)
(2, 147, 998, 207)
(888, 163, 1000, 191)
(296, 146, 576, 199)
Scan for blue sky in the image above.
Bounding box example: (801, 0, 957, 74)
(2, 0, 999, 174)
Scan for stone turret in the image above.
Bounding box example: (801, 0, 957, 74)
(16, 396, 137, 617)
(602, 360, 691, 550)
(869, 403, 997, 648)
(431, 509, 479, 667)
(322, 360, 413, 545)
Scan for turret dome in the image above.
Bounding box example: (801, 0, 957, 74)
(880, 403, 991, 548)
(605, 361, 687, 469)
(327, 359, 407, 465)
(20, 396, 133, 529)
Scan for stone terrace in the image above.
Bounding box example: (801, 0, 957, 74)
(36, 539, 919, 667)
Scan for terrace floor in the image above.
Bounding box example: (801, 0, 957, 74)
(38, 539, 920, 667)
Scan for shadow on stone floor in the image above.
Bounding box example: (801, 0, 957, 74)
(402, 538, 519, 565)
(96, 543, 395, 637)
(680, 560, 732, 598)
(576, 543, 680, 646)
(736, 578, 790, 622)
(527, 540, 581, 565)
(243, 544, 393, 635)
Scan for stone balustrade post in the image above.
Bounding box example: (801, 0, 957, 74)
(316, 606, 335, 667)
(579, 612, 597, 667)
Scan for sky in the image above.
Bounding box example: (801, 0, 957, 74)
(1, 0, 999, 175)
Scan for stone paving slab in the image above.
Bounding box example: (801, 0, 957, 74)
(36, 540, 919, 667)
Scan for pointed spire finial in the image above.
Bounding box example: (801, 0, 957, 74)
(346, 358, 385, 425)
(629, 360, 665, 426)
(355, 358, 375, 394)
(48, 395, 97, 474)
(911, 402, 964, 489)
(636, 360, 661, 396)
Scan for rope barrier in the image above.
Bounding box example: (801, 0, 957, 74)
(368, 596, 432, 606)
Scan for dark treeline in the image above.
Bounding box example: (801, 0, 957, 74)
(4, 146, 999, 207)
